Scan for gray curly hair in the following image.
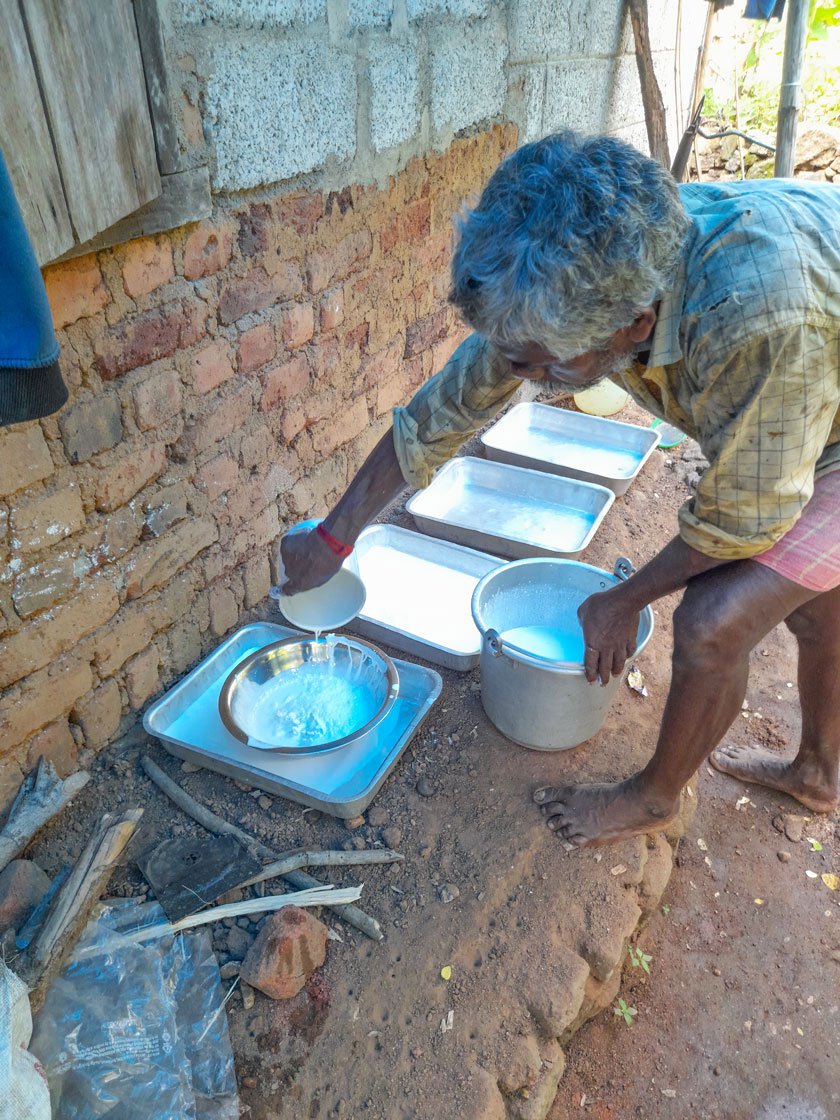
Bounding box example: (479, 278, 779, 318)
(449, 131, 691, 359)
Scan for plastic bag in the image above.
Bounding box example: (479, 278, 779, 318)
(0, 961, 51, 1120)
(30, 900, 238, 1120)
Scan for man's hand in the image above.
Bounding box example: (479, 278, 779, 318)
(272, 528, 343, 595)
(577, 587, 640, 686)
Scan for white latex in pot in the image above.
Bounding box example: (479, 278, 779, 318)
(471, 557, 654, 750)
(271, 519, 366, 632)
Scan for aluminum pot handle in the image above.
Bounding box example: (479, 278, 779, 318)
(614, 556, 636, 582)
(484, 628, 584, 674)
(486, 628, 504, 658)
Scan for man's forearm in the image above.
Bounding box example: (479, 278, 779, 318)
(321, 428, 407, 545)
(612, 535, 729, 612)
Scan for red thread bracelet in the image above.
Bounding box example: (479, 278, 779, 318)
(316, 522, 353, 558)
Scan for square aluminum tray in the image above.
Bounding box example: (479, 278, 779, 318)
(405, 456, 614, 560)
(143, 622, 442, 819)
(481, 401, 660, 496)
(347, 524, 502, 671)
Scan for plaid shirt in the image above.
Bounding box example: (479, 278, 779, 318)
(392, 179, 840, 560)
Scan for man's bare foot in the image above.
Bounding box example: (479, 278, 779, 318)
(532, 776, 678, 847)
(709, 745, 839, 813)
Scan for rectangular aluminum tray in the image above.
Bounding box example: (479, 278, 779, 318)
(405, 456, 614, 560)
(142, 622, 442, 819)
(481, 401, 660, 496)
(347, 524, 503, 671)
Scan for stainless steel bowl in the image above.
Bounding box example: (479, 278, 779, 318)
(218, 634, 399, 755)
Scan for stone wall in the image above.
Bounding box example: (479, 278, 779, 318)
(0, 1, 707, 795)
(0, 127, 511, 800)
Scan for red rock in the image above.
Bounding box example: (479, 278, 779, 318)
(240, 905, 327, 1000)
(0, 860, 51, 932)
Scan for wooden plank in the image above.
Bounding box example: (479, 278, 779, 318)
(133, 0, 182, 176)
(54, 165, 211, 262)
(22, 0, 161, 245)
(626, 0, 671, 168)
(0, 3, 74, 264)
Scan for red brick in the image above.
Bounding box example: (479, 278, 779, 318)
(0, 578, 118, 689)
(276, 191, 324, 236)
(281, 303, 315, 349)
(240, 427, 275, 470)
(280, 407, 306, 442)
(243, 553, 270, 608)
(196, 453, 239, 501)
(208, 583, 238, 637)
(182, 221, 234, 280)
(403, 198, 431, 244)
(359, 335, 404, 392)
(175, 385, 254, 458)
(0, 656, 92, 749)
(121, 236, 175, 298)
(72, 679, 122, 750)
(89, 505, 143, 563)
(125, 517, 218, 599)
(404, 307, 450, 358)
(218, 270, 275, 326)
(13, 550, 80, 617)
(145, 569, 198, 630)
(191, 340, 236, 394)
(94, 608, 155, 676)
(265, 259, 304, 302)
(319, 288, 345, 332)
(306, 230, 372, 293)
(93, 298, 207, 380)
(132, 369, 182, 431)
(379, 215, 400, 255)
(311, 397, 369, 456)
(0, 427, 54, 498)
(238, 324, 276, 373)
(44, 255, 110, 329)
(59, 393, 123, 463)
(342, 322, 369, 356)
(237, 203, 272, 256)
(260, 355, 310, 412)
(375, 368, 412, 416)
(95, 442, 167, 511)
(26, 719, 77, 776)
(125, 645, 161, 708)
(11, 485, 85, 554)
(240, 906, 328, 999)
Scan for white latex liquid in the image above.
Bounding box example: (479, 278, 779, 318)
(501, 624, 584, 664)
(234, 637, 385, 747)
(358, 546, 482, 653)
(436, 484, 594, 550)
(517, 428, 640, 478)
(279, 569, 365, 632)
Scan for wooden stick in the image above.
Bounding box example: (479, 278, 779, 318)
(283, 868, 383, 942)
(141, 755, 273, 861)
(238, 848, 404, 890)
(140, 755, 386, 940)
(25, 808, 143, 1009)
(0, 758, 90, 873)
(113, 885, 363, 946)
(626, 0, 670, 168)
(774, 0, 810, 177)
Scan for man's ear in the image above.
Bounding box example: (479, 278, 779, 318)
(626, 306, 657, 345)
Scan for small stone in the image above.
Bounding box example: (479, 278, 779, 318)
(712, 967, 721, 977)
(777, 850, 791, 863)
(223, 916, 237, 929)
(713, 1066, 721, 1077)
(242, 1075, 258, 1089)
(771, 814, 786, 834)
(258, 795, 272, 811)
(351, 836, 367, 850)
(345, 815, 366, 830)
(438, 883, 460, 904)
(419, 845, 432, 859)
(382, 826, 402, 849)
(367, 806, 388, 828)
(220, 961, 240, 980)
(416, 777, 434, 797)
(0, 860, 52, 932)
(180, 760, 201, 773)
(240, 905, 328, 999)
(241, 981, 256, 1009)
(226, 926, 255, 959)
(235, 781, 253, 792)
(830, 950, 840, 965)
(784, 815, 806, 843)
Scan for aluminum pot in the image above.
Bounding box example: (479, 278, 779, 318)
(471, 557, 654, 751)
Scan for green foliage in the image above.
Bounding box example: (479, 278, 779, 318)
(628, 946, 653, 975)
(613, 998, 638, 1026)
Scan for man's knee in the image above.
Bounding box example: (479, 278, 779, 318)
(673, 581, 754, 665)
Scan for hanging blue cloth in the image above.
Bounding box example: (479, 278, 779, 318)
(0, 146, 67, 426)
(744, 0, 786, 19)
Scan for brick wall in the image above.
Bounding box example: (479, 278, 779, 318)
(0, 125, 516, 801)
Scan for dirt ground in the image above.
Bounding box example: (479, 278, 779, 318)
(24, 400, 840, 1119)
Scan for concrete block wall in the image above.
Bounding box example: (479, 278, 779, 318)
(0, 127, 514, 800)
(165, 0, 705, 194)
